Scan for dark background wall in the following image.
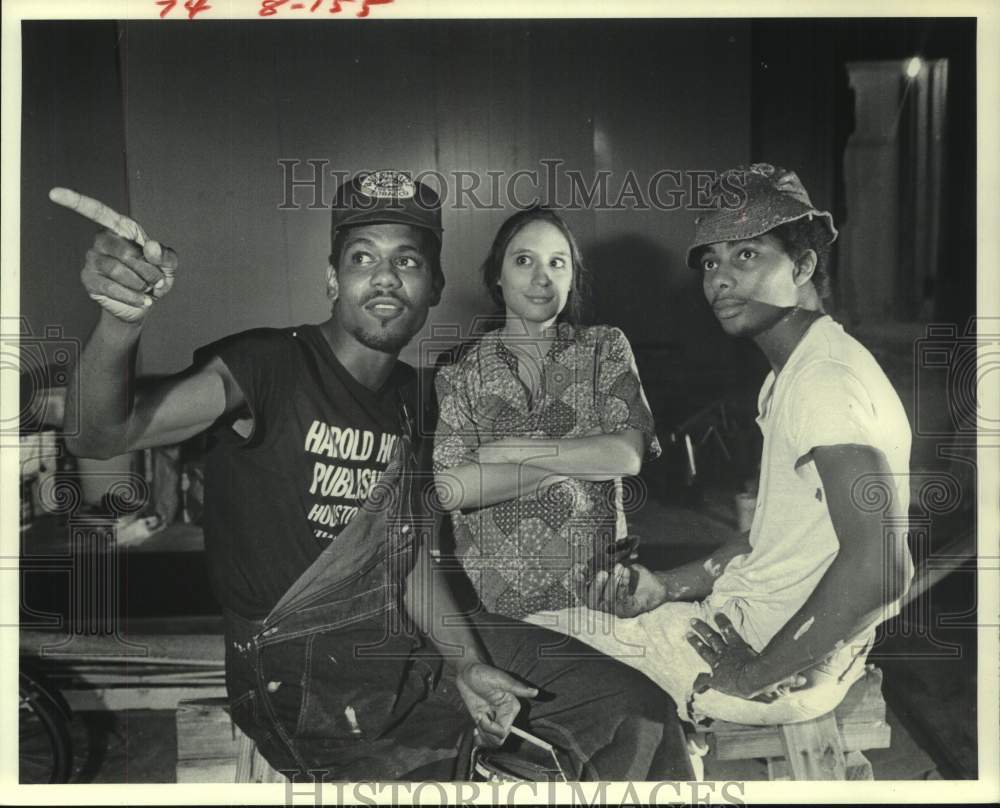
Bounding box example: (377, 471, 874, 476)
(16, 19, 981, 780)
(750, 17, 976, 325)
(20, 22, 130, 349)
(21, 18, 977, 436)
(21, 20, 753, 425)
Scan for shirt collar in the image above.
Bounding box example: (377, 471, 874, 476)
(488, 321, 576, 358)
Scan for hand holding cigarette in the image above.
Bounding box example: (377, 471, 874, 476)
(455, 662, 539, 747)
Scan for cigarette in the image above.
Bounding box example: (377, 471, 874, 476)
(509, 724, 555, 752)
(684, 433, 697, 477)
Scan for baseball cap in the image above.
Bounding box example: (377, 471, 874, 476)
(330, 170, 443, 243)
(685, 163, 837, 269)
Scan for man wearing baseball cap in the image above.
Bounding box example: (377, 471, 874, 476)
(55, 170, 690, 780)
(580, 164, 914, 729)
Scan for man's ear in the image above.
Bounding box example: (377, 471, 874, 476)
(428, 279, 443, 308)
(326, 264, 339, 302)
(792, 249, 817, 287)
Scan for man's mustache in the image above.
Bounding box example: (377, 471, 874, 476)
(361, 291, 409, 307)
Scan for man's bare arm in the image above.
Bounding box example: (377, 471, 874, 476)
(403, 536, 537, 745)
(737, 444, 912, 691)
(656, 535, 752, 601)
(53, 188, 244, 458)
(583, 533, 752, 617)
(689, 444, 913, 698)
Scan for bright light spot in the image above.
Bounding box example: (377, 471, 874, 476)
(593, 126, 611, 164)
(905, 56, 923, 79)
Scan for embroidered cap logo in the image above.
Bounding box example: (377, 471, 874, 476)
(359, 171, 417, 200)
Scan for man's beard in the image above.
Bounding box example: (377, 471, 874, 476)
(348, 322, 412, 354)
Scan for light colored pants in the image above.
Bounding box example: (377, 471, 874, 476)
(524, 602, 872, 726)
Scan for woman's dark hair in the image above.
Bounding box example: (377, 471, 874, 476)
(768, 217, 833, 299)
(481, 205, 590, 324)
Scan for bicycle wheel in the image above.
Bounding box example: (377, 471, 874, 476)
(19, 669, 73, 784)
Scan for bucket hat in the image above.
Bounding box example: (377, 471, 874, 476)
(685, 163, 837, 269)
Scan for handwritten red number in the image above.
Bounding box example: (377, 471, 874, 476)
(259, 0, 289, 15)
(258, 0, 391, 17)
(184, 0, 211, 17)
(357, 0, 382, 18)
(155, 0, 177, 17)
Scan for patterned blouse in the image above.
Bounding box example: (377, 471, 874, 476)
(432, 322, 661, 619)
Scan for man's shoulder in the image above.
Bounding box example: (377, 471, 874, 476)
(790, 319, 894, 392)
(777, 317, 911, 458)
(197, 325, 302, 359)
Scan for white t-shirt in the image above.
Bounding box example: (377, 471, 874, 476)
(707, 315, 912, 651)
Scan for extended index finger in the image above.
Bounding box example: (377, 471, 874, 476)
(49, 187, 147, 245)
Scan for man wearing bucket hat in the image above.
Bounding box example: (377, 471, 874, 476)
(55, 170, 691, 780)
(575, 163, 914, 727)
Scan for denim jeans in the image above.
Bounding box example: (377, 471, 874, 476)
(224, 607, 693, 781)
(220, 440, 691, 780)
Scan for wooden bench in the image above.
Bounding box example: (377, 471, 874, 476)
(699, 665, 891, 780)
(178, 668, 891, 783)
(175, 697, 283, 783)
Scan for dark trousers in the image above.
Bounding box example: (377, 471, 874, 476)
(225, 609, 692, 781)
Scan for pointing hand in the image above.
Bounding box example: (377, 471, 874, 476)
(50, 187, 178, 323)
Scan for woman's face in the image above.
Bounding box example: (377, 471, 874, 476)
(497, 220, 573, 326)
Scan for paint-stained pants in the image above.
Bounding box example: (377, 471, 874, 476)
(524, 602, 874, 726)
(225, 609, 693, 781)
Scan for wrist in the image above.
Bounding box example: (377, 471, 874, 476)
(451, 647, 487, 675)
(656, 570, 684, 604)
(98, 309, 145, 338)
(737, 656, 771, 696)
